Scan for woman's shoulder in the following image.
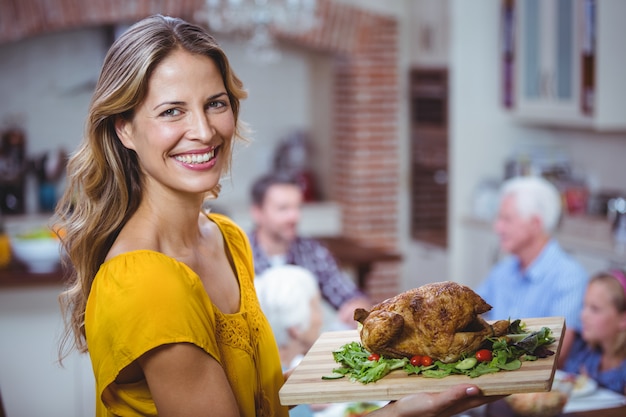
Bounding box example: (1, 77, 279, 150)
(207, 212, 250, 246)
(97, 250, 197, 288)
(208, 211, 242, 231)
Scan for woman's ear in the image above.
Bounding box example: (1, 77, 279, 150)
(114, 116, 136, 150)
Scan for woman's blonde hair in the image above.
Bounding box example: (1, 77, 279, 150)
(588, 270, 626, 356)
(54, 15, 247, 361)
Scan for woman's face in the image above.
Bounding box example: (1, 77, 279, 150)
(580, 281, 624, 346)
(116, 49, 235, 199)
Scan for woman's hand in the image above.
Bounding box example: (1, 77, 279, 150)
(371, 384, 503, 417)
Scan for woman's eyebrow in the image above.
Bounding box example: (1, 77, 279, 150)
(153, 101, 184, 111)
(152, 92, 228, 111)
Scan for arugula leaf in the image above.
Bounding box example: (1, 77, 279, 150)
(509, 319, 526, 334)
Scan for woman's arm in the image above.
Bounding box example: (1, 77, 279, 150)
(139, 342, 239, 417)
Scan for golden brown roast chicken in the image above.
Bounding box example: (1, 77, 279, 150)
(354, 281, 510, 363)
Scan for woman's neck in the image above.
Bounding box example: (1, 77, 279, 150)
(124, 197, 207, 254)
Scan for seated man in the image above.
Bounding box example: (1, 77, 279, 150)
(476, 175, 589, 368)
(248, 172, 370, 328)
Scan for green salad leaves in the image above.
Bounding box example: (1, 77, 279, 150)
(323, 341, 409, 384)
(322, 320, 556, 384)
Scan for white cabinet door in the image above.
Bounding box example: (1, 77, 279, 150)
(515, 0, 581, 121)
(506, 0, 626, 131)
(0, 286, 95, 417)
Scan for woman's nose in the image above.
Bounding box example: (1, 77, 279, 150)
(190, 112, 215, 140)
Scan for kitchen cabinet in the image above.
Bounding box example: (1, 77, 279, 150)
(503, 0, 626, 131)
(0, 286, 95, 417)
(409, 67, 449, 248)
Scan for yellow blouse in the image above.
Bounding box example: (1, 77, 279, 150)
(85, 213, 289, 417)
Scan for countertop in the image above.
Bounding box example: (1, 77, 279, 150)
(0, 213, 65, 287)
(0, 261, 65, 287)
(0, 202, 343, 288)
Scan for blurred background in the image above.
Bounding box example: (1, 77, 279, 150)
(1, 0, 626, 415)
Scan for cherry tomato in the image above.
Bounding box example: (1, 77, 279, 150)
(410, 355, 422, 366)
(420, 356, 433, 366)
(476, 349, 493, 362)
(368, 353, 380, 361)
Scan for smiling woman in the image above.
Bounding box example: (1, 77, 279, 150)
(52, 14, 288, 417)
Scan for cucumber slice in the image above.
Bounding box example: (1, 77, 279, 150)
(455, 357, 478, 370)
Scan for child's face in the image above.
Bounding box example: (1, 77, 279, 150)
(580, 281, 624, 345)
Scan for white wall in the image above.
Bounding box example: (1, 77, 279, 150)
(0, 28, 106, 158)
(217, 39, 328, 206)
(0, 25, 332, 215)
(448, 0, 526, 287)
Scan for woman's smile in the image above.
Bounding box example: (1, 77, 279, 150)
(173, 145, 220, 169)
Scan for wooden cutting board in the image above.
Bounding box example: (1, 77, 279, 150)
(280, 317, 565, 406)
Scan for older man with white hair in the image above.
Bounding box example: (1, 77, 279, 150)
(476, 175, 589, 368)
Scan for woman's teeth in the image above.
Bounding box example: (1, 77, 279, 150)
(174, 150, 215, 164)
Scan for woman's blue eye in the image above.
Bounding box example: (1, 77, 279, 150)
(162, 108, 181, 116)
(208, 101, 225, 109)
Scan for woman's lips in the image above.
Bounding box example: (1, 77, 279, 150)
(173, 146, 219, 169)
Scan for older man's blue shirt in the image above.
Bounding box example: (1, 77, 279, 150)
(476, 239, 589, 331)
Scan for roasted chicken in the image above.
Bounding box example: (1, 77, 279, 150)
(354, 281, 510, 363)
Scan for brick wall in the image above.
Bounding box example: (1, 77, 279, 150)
(0, 0, 401, 302)
(299, 1, 401, 302)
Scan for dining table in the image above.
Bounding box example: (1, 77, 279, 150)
(484, 398, 626, 417)
(482, 388, 626, 417)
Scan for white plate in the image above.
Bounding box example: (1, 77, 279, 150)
(554, 370, 597, 398)
(571, 374, 598, 398)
